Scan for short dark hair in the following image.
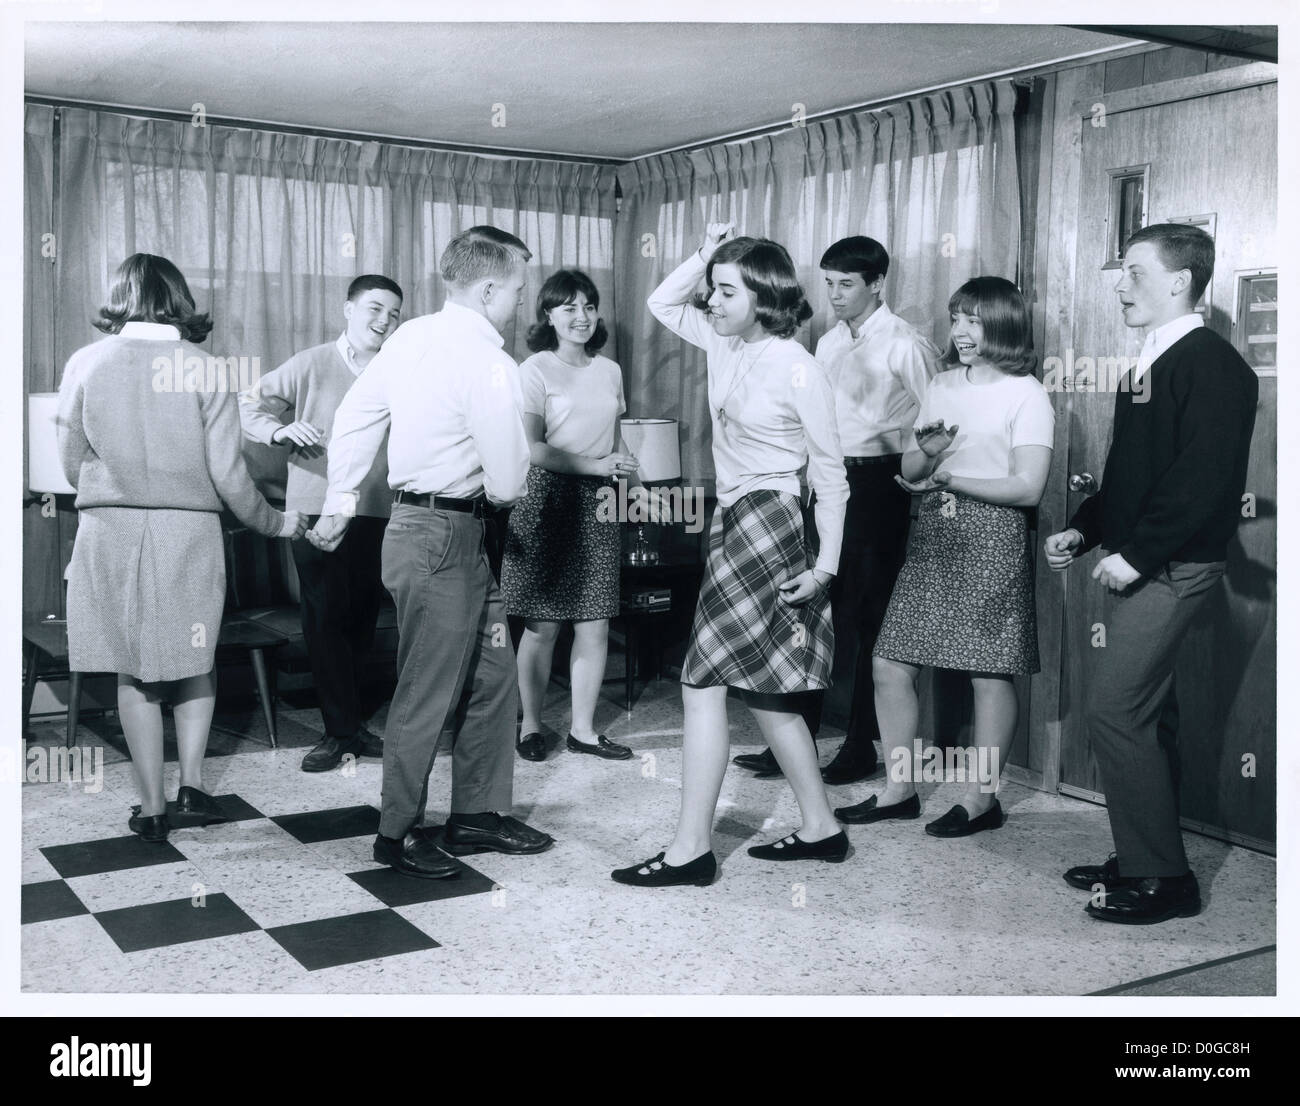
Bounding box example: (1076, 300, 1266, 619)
(347, 274, 403, 302)
(441, 232, 524, 289)
(526, 269, 609, 355)
(819, 235, 890, 285)
(1124, 223, 1215, 304)
(942, 276, 1036, 377)
(693, 237, 813, 340)
(466, 225, 533, 263)
(94, 253, 213, 343)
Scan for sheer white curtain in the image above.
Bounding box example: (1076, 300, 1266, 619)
(613, 79, 1022, 487)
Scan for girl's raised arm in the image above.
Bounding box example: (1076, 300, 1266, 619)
(646, 222, 734, 355)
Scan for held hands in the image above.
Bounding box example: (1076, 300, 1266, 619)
(272, 420, 326, 457)
(592, 452, 640, 479)
(700, 222, 735, 262)
(915, 419, 959, 458)
(1092, 552, 1141, 592)
(778, 568, 831, 606)
(1043, 528, 1083, 571)
(895, 470, 951, 495)
(305, 513, 351, 552)
(279, 510, 309, 540)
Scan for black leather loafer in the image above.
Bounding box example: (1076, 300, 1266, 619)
(301, 734, 364, 773)
(169, 786, 229, 828)
(128, 807, 170, 842)
(1064, 854, 1136, 892)
(358, 728, 384, 758)
(748, 830, 849, 863)
(1085, 872, 1201, 924)
(821, 745, 880, 785)
(925, 799, 1004, 837)
(516, 732, 547, 761)
(372, 832, 462, 879)
(611, 851, 717, 887)
(834, 793, 921, 824)
(566, 734, 633, 760)
(733, 749, 777, 773)
(442, 815, 554, 855)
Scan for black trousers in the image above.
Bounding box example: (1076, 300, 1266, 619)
(291, 514, 389, 739)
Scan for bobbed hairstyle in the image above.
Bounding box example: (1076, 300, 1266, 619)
(819, 235, 890, 285)
(525, 269, 609, 355)
(440, 231, 524, 289)
(942, 276, 1036, 377)
(347, 274, 404, 302)
(692, 236, 813, 339)
(93, 253, 213, 343)
(1124, 223, 1215, 304)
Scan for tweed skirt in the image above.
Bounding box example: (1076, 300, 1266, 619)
(66, 507, 226, 682)
(873, 490, 1039, 674)
(681, 489, 834, 693)
(501, 465, 621, 621)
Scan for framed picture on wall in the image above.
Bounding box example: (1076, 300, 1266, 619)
(1103, 164, 1149, 269)
(1167, 213, 1218, 320)
(1232, 268, 1277, 376)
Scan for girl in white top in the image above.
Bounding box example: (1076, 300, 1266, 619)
(501, 270, 640, 763)
(837, 276, 1054, 837)
(612, 224, 851, 887)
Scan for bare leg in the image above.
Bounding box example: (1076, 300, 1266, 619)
(516, 619, 561, 735)
(172, 669, 217, 792)
(663, 684, 729, 866)
(873, 657, 922, 805)
(116, 675, 166, 816)
(962, 674, 1017, 816)
(751, 706, 839, 841)
(568, 619, 609, 740)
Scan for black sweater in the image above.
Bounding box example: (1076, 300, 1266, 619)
(1067, 327, 1258, 578)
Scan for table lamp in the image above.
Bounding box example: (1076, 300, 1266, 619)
(619, 418, 681, 566)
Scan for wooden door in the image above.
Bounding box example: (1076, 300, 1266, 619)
(1054, 78, 1276, 849)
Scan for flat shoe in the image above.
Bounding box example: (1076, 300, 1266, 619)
(516, 732, 547, 761)
(1064, 854, 1135, 892)
(128, 807, 170, 843)
(169, 786, 229, 828)
(1085, 873, 1201, 924)
(611, 851, 717, 887)
(835, 793, 920, 824)
(747, 831, 849, 863)
(372, 832, 462, 879)
(925, 799, 1004, 837)
(566, 734, 633, 760)
(442, 815, 554, 855)
(301, 734, 363, 773)
(359, 728, 384, 758)
(733, 749, 777, 773)
(820, 747, 879, 785)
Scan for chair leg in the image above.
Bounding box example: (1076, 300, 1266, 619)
(249, 648, 278, 749)
(67, 671, 82, 749)
(22, 640, 39, 741)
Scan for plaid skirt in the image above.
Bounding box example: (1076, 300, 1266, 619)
(874, 490, 1039, 674)
(681, 489, 834, 693)
(501, 466, 621, 620)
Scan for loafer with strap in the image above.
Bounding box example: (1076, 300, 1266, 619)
(611, 851, 717, 887)
(442, 815, 554, 855)
(372, 832, 462, 880)
(747, 831, 849, 863)
(835, 792, 921, 824)
(128, 807, 170, 843)
(516, 732, 547, 761)
(301, 734, 364, 773)
(566, 734, 633, 760)
(820, 744, 879, 785)
(924, 799, 1004, 837)
(1085, 872, 1202, 924)
(1064, 854, 1136, 892)
(170, 786, 229, 828)
(733, 748, 777, 773)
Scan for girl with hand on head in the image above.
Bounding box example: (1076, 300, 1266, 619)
(611, 223, 850, 887)
(835, 276, 1054, 836)
(502, 270, 639, 763)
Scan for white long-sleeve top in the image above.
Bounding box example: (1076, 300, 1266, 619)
(648, 251, 848, 575)
(321, 301, 529, 515)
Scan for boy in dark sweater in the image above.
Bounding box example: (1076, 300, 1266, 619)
(1045, 223, 1258, 924)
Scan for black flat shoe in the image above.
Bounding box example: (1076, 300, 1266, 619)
(358, 728, 384, 758)
(1064, 854, 1136, 892)
(821, 745, 880, 785)
(834, 793, 921, 824)
(925, 800, 1004, 837)
(516, 732, 547, 762)
(1085, 872, 1201, 925)
(748, 831, 849, 863)
(128, 807, 169, 843)
(442, 814, 554, 855)
(566, 734, 633, 760)
(733, 749, 777, 772)
(611, 851, 717, 887)
(373, 832, 462, 879)
(301, 734, 363, 773)
(169, 786, 229, 828)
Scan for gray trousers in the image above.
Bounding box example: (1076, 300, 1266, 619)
(377, 503, 517, 839)
(1087, 559, 1225, 877)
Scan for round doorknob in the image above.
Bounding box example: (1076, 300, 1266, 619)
(1069, 472, 1097, 494)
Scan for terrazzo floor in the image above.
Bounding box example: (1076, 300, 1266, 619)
(20, 673, 1276, 996)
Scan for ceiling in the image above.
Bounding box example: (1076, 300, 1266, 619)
(25, 22, 1142, 160)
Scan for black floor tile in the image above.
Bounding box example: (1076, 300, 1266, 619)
(94, 893, 261, 953)
(347, 862, 497, 907)
(165, 793, 264, 823)
(41, 835, 187, 879)
(22, 880, 89, 925)
(272, 805, 381, 844)
(266, 908, 439, 971)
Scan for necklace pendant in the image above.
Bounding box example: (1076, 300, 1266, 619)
(717, 407, 727, 427)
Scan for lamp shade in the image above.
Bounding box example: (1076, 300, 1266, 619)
(620, 418, 681, 483)
(28, 393, 76, 495)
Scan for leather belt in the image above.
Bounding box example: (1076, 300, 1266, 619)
(393, 491, 487, 517)
(844, 454, 902, 467)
